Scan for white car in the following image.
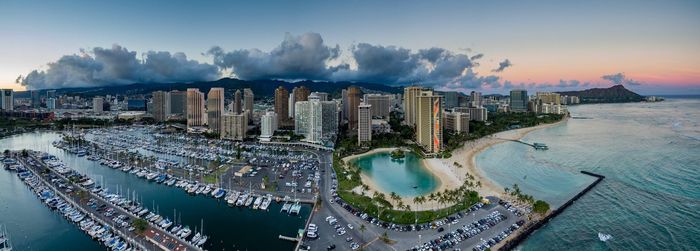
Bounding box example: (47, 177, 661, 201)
(347, 224, 354, 230)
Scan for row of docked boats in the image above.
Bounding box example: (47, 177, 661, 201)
(224, 192, 273, 210)
(14, 163, 134, 251)
(0, 224, 12, 251)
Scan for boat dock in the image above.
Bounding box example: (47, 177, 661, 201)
(18, 152, 201, 251)
(497, 171, 606, 251)
(279, 234, 301, 242)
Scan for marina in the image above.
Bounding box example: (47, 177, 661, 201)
(1, 132, 311, 251)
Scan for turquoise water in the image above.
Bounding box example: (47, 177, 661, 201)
(351, 151, 439, 197)
(0, 132, 310, 251)
(477, 98, 700, 250)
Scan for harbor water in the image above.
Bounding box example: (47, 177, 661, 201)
(0, 132, 310, 251)
(477, 97, 700, 250)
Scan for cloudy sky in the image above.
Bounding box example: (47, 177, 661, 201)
(1, 0, 699, 94)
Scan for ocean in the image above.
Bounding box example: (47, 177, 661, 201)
(477, 98, 700, 250)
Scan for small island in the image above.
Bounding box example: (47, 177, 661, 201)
(390, 149, 405, 160)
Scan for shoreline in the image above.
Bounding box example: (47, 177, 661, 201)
(342, 116, 569, 210)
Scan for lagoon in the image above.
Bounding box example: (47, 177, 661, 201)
(351, 151, 439, 197)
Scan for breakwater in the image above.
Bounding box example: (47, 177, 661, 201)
(498, 171, 606, 251)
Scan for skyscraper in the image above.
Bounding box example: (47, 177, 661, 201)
(403, 86, 430, 127)
(310, 92, 328, 101)
(207, 88, 225, 133)
(295, 95, 338, 145)
(221, 112, 247, 141)
(260, 111, 278, 141)
(187, 88, 206, 127)
(152, 91, 171, 122)
(470, 91, 483, 108)
(293, 86, 311, 103)
(345, 86, 361, 130)
(363, 94, 392, 118)
(46, 98, 56, 111)
(233, 89, 242, 114)
(243, 88, 254, 122)
(288, 93, 295, 118)
(274, 86, 289, 126)
(536, 92, 561, 105)
(357, 103, 372, 144)
(416, 92, 443, 153)
(93, 97, 104, 113)
(31, 90, 41, 108)
(0, 89, 13, 111)
(169, 90, 187, 115)
(510, 90, 528, 112)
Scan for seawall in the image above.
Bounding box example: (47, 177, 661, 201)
(498, 171, 606, 251)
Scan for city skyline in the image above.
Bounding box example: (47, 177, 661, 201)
(1, 0, 699, 95)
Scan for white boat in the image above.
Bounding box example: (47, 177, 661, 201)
(196, 235, 208, 246)
(252, 196, 263, 210)
(244, 195, 254, 207)
(281, 202, 291, 212)
(259, 194, 272, 210)
(598, 232, 612, 242)
(1, 224, 12, 251)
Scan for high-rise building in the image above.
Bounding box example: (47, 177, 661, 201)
(233, 89, 242, 114)
(207, 88, 225, 133)
(169, 90, 187, 115)
(363, 94, 392, 119)
(92, 97, 104, 113)
(1, 89, 13, 111)
(341, 89, 348, 120)
(453, 107, 488, 122)
(470, 91, 483, 108)
(536, 92, 561, 105)
(152, 91, 171, 122)
(260, 111, 278, 141)
(403, 86, 430, 127)
(444, 111, 470, 133)
(274, 86, 289, 126)
(295, 95, 338, 144)
(46, 90, 56, 99)
(357, 103, 372, 144)
(31, 90, 41, 108)
(416, 92, 443, 153)
(510, 90, 528, 112)
(293, 86, 311, 103)
(46, 98, 56, 111)
(221, 112, 247, 141)
(345, 86, 362, 130)
(310, 92, 328, 101)
(288, 93, 296, 118)
(187, 88, 206, 127)
(243, 88, 254, 121)
(439, 91, 460, 109)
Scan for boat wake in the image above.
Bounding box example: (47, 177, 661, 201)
(598, 232, 613, 242)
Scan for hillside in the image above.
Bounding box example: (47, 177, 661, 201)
(15, 78, 403, 99)
(557, 85, 643, 103)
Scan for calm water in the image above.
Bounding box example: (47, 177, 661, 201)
(352, 151, 439, 197)
(477, 98, 700, 250)
(0, 132, 310, 251)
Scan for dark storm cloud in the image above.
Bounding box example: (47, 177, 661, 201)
(601, 72, 642, 86)
(18, 44, 218, 89)
(207, 32, 341, 80)
(492, 59, 512, 72)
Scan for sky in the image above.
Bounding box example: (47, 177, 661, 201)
(1, 0, 699, 95)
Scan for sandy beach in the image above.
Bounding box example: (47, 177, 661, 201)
(343, 117, 569, 210)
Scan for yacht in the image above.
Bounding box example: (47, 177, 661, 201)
(0, 224, 12, 251)
(244, 195, 254, 207)
(259, 194, 272, 210)
(252, 196, 263, 209)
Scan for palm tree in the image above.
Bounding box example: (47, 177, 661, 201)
(390, 192, 400, 209)
(428, 193, 436, 210)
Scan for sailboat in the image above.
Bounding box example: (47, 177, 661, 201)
(0, 224, 12, 251)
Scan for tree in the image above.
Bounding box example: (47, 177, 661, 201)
(359, 224, 366, 233)
(389, 192, 400, 209)
(132, 218, 149, 235)
(533, 200, 550, 215)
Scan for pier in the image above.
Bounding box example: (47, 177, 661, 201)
(17, 152, 202, 251)
(499, 138, 549, 150)
(498, 171, 606, 251)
